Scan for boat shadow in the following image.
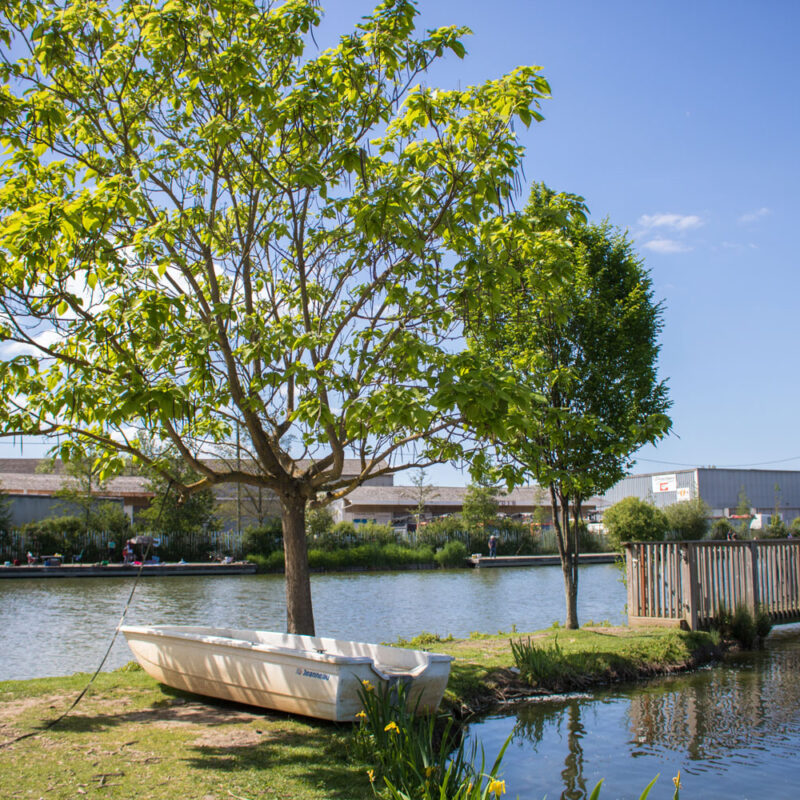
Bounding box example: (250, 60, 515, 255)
(50, 685, 341, 734)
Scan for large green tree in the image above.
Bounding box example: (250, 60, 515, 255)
(0, 0, 550, 633)
(471, 186, 671, 628)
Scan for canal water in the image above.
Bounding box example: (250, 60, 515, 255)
(465, 629, 800, 799)
(0, 564, 624, 681)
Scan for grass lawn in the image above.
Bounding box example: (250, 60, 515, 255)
(0, 626, 717, 799)
(0, 667, 374, 800)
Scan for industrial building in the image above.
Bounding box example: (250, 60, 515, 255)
(601, 467, 800, 525)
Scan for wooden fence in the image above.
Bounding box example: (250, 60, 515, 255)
(625, 540, 800, 630)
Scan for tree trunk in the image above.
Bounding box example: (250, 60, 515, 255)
(550, 483, 580, 629)
(280, 492, 315, 636)
(562, 500, 579, 630)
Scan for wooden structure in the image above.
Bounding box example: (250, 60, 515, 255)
(625, 540, 800, 629)
(467, 553, 615, 568)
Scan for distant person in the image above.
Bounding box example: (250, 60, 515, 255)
(488, 533, 498, 558)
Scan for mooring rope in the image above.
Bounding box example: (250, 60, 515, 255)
(0, 479, 174, 748)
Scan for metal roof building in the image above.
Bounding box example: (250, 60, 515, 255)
(601, 467, 800, 522)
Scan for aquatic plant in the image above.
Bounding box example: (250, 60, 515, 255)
(711, 603, 772, 648)
(509, 635, 576, 687)
(354, 679, 509, 799)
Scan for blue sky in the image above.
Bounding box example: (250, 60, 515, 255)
(343, 0, 797, 485)
(4, 1, 799, 487)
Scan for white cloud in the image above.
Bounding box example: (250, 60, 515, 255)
(642, 238, 692, 254)
(737, 207, 770, 224)
(638, 213, 704, 231)
(717, 241, 758, 252)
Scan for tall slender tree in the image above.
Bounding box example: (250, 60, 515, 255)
(471, 186, 671, 628)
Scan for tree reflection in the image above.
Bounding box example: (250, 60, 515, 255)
(513, 697, 590, 799)
(627, 644, 800, 760)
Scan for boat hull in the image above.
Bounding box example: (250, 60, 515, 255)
(121, 625, 453, 722)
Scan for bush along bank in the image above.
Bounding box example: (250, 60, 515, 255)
(241, 516, 612, 574)
(246, 543, 438, 572)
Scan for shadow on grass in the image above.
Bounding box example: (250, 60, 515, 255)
(49, 687, 289, 734)
(182, 724, 367, 798)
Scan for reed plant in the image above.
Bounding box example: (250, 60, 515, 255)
(509, 635, 577, 688)
(711, 603, 772, 648)
(354, 679, 509, 799)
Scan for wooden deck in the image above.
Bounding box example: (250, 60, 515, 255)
(0, 561, 257, 579)
(467, 553, 617, 568)
(625, 539, 800, 629)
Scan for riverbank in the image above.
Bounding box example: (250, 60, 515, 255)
(424, 625, 721, 716)
(0, 561, 257, 579)
(0, 626, 719, 799)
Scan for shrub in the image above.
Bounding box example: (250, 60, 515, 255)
(755, 609, 773, 640)
(242, 519, 282, 555)
(415, 516, 465, 548)
(663, 497, 710, 540)
(603, 497, 670, 552)
(356, 522, 398, 546)
(730, 605, 757, 649)
(434, 540, 469, 568)
(307, 543, 434, 571)
(709, 518, 735, 540)
(763, 515, 787, 539)
(244, 550, 284, 571)
(305, 507, 334, 538)
(711, 604, 771, 648)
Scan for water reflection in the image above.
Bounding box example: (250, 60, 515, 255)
(627, 644, 800, 764)
(468, 632, 800, 799)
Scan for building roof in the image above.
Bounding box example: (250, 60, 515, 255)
(0, 456, 387, 478)
(341, 485, 556, 508)
(0, 472, 152, 499)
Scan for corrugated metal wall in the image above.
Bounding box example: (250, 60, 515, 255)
(602, 469, 697, 508)
(697, 469, 800, 519)
(602, 468, 800, 522)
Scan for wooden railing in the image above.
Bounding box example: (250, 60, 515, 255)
(624, 540, 800, 629)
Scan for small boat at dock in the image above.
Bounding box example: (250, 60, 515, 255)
(121, 625, 453, 722)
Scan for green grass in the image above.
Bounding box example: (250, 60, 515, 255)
(0, 627, 717, 798)
(0, 665, 374, 800)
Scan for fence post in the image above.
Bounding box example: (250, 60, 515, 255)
(624, 544, 636, 618)
(680, 542, 698, 630)
(748, 540, 760, 616)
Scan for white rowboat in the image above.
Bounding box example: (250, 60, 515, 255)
(121, 625, 453, 722)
